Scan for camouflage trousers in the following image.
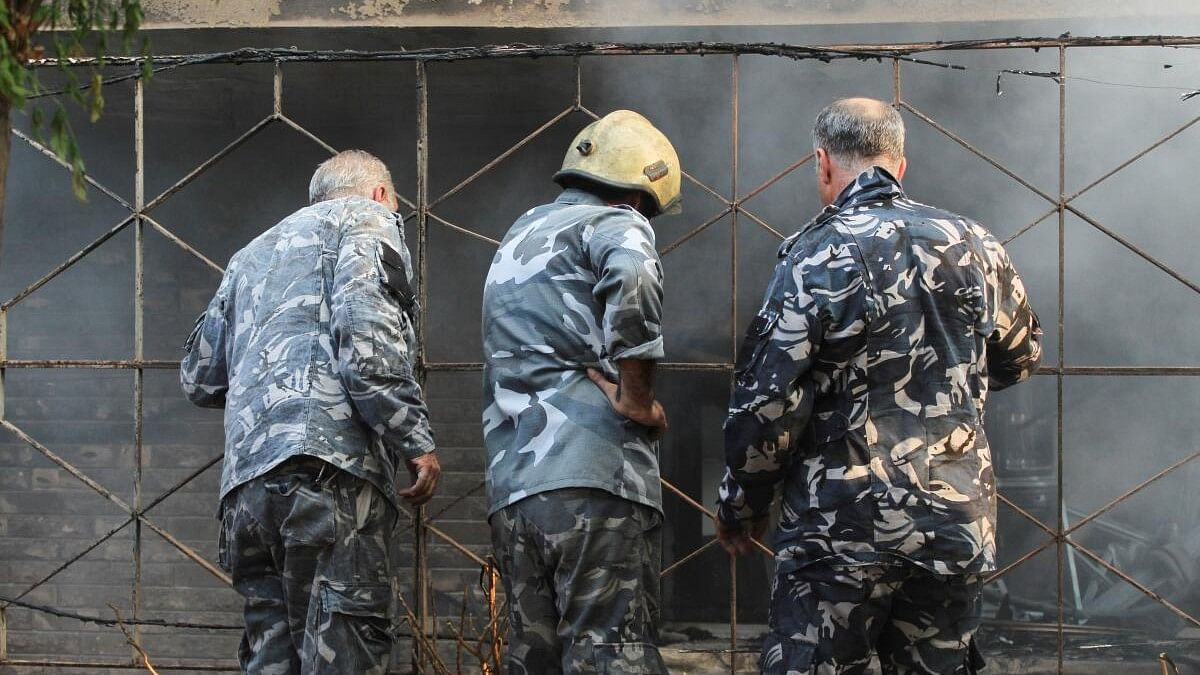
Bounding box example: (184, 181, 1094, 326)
(218, 456, 399, 675)
(489, 488, 668, 674)
(761, 563, 986, 675)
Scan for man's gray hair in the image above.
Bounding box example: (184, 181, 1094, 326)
(309, 149, 395, 204)
(812, 98, 905, 173)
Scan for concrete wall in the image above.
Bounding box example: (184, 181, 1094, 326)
(139, 0, 1200, 29)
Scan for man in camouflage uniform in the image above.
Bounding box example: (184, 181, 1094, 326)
(482, 110, 679, 674)
(181, 150, 441, 674)
(716, 98, 1042, 674)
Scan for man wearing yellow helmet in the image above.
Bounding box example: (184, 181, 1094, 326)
(481, 110, 680, 674)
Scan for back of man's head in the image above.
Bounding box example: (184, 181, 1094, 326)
(812, 98, 905, 175)
(309, 150, 395, 205)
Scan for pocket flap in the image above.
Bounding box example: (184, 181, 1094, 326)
(320, 582, 391, 618)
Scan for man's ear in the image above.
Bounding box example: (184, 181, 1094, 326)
(371, 185, 388, 205)
(815, 148, 832, 188)
(894, 156, 908, 181)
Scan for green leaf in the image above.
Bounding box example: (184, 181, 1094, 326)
(30, 106, 45, 144)
(49, 106, 70, 158)
(140, 38, 153, 80)
(88, 72, 103, 122)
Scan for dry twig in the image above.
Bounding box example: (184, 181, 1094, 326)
(108, 604, 160, 675)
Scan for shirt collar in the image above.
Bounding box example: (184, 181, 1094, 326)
(554, 188, 609, 207)
(783, 166, 906, 256)
(831, 165, 905, 210)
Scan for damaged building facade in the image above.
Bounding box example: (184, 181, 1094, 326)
(2, 1, 1200, 672)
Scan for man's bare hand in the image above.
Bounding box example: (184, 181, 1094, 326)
(716, 516, 768, 557)
(586, 367, 668, 438)
(399, 452, 441, 506)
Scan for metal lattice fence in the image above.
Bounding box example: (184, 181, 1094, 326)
(2, 35, 1200, 673)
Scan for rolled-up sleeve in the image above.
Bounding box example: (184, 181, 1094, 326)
(330, 208, 435, 462)
(586, 208, 665, 361)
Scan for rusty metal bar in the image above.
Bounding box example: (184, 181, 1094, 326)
(573, 56, 583, 110)
(1067, 113, 1200, 203)
(143, 115, 275, 212)
(736, 206, 787, 240)
(901, 102, 1058, 206)
(426, 212, 502, 247)
(0, 310, 7, 421)
(425, 523, 488, 568)
(1066, 539, 1200, 628)
(28, 37, 1200, 71)
(659, 206, 733, 256)
(1, 419, 136, 514)
(1038, 366, 1200, 376)
(1, 214, 136, 311)
(997, 492, 1059, 538)
(737, 153, 815, 206)
(729, 57, 740, 675)
(429, 105, 576, 209)
(1065, 204, 1200, 295)
(983, 537, 1057, 585)
(1003, 205, 1059, 246)
(138, 513, 232, 586)
(10, 129, 133, 211)
(423, 361, 737, 372)
(414, 59, 432, 669)
(0, 660, 237, 671)
(142, 214, 225, 274)
(661, 538, 720, 578)
(0, 359, 178, 368)
(5, 453, 220, 609)
(1064, 448, 1200, 537)
(132, 73, 147, 653)
(272, 61, 283, 117)
(278, 114, 339, 156)
(0, 417, 232, 589)
(1056, 44, 1067, 674)
(684, 170, 733, 208)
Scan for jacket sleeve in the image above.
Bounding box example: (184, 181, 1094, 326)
(330, 208, 435, 462)
(180, 267, 233, 408)
(717, 237, 866, 526)
(585, 208, 665, 362)
(986, 242, 1043, 390)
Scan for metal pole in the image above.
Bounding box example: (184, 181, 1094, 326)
(413, 59, 432, 671)
(728, 53, 740, 675)
(1056, 44, 1067, 675)
(132, 74, 147, 656)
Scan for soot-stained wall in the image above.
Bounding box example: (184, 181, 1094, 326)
(4, 19, 1200, 671)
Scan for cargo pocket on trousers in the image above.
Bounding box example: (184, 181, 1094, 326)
(317, 582, 394, 672)
(589, 642, 668, 674)
(759, 634, 816, 675)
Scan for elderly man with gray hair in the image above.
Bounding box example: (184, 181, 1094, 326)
(716, 98, 1042, 674)
(182, 149, 440, 674)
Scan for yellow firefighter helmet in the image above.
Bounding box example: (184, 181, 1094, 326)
(553, 110, 682, 216)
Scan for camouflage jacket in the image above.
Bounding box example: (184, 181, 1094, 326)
(180, 196, 435, 510)
(482, 189, 665, 516)
(717, 168, 1042, 575)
